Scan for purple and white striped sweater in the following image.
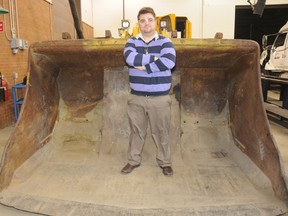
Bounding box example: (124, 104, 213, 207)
(123, 34, 176, 96)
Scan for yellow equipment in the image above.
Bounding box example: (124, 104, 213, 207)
(119, 19, 132, 39)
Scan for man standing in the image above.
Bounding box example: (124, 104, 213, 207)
(121, 7, 176, 176)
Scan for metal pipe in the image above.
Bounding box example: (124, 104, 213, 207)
(123, 0, 125, 20)
(2, 0, 11, 40)
(15, 0, 19, 38)
(68, 0, 84, 39)
(9, 0, 15, 38)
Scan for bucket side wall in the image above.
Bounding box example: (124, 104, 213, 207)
(0, 52, 60, 190)
(228, 49, 288, 201)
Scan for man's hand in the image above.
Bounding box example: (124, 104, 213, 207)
(134, 56, 158, 71)
(134, 66, 146, 70)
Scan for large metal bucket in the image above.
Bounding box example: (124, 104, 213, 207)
(0, 39, 287, 215)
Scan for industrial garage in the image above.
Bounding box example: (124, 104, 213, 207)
(0, 0, 288, 215)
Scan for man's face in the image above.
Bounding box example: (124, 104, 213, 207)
(138, 13, 156, 35)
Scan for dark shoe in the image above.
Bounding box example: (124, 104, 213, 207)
(162, 166, 173, 176)
(121, 163, 140, 174)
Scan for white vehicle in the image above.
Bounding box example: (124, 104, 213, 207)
(260, 21, 288, 78)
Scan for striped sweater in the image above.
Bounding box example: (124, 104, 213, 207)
(123, 34, 176, 96)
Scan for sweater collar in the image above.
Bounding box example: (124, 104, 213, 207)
(136, 32, 159, 43)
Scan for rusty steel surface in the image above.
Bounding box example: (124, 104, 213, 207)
(0, 38, 287, 207)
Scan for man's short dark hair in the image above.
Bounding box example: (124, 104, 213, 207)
(137, 7, 156, 20)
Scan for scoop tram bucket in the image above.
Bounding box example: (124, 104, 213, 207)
(0, 38, 287, 215)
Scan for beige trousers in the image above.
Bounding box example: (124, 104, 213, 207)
(127, 94, 172, 167)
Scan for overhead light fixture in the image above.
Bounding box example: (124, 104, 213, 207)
(0, 6, 8, 14)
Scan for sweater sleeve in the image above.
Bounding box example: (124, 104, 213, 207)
(124, 38, 155, 67)
(145, 39, 176, 74)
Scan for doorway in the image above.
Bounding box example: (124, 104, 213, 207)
(234, 4, 288, 50)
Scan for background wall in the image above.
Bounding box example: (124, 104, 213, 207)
(81, 0, 94, 39)
(0, 0, 94, 129)
(81, 0, 93, 27)
(93, 0, 288, 38)
(53, 0, 75, 39)
(0, 0, 54, 128)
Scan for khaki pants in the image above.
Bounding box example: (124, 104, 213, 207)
(127, 94, 172, 167)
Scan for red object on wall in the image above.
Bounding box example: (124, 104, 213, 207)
(0, 72, 8, 101)
(2, 79, 8, 101)
(0, 21, 4, 32)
